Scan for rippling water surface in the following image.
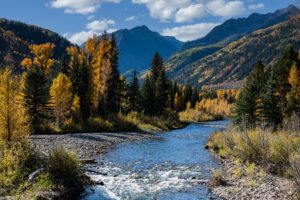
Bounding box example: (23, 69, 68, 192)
(82, 120, 229, 200)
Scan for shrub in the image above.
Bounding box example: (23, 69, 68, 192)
(0, 140, 40, 195)
(210, 169, 226, 186)
(47, 146, 83, 189)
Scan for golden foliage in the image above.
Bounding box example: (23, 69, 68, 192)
(50, 73, 73, 128)
(0, 68, 29, 141)
(21, 43, 55, 75)
(288, 64, 300, 100)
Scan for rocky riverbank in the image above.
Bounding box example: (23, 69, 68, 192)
(30, 131, 159, 159)
(208, 151, 294, 200)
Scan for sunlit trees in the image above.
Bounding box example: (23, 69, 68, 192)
(21, 43, 55, 75)
(287, 63, 300, 115)
(0, 68, 29, 141)
(50, 73, 72, 128)
(233, 61, 266, 127)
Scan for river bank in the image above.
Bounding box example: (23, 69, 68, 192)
(207, 150, 293, 200)
(30, 131, 160, 159)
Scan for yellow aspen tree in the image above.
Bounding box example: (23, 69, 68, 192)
(0, 68, 29, 141)
(50, 73, 73, 128)
(21, 43, 55, 75)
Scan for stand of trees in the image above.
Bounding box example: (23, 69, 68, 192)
(233, 45, 300, 128)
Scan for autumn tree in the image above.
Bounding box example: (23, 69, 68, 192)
(50, 73, 72, 128)
(21, 43, 55, 75)
(0, 68, 29, 141)
(287, 63, 300, 115)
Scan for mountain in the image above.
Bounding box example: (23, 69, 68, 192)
(180, 5, 298, 51)
(110, 25, 183, 73)
(168, 15, 300, 89)
(0, 27, 30, 70)
(0, 18, 72, 61)
(166, 5, 299, 88)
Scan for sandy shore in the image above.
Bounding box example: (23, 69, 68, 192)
(30, 131, 159, 159)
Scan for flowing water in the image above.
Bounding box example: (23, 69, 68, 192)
(82, 120, 229, 200)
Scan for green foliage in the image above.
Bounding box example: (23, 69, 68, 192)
(127, 69, 141, 112)
(23, 65, 51, 134)
(141, 75, 155, 115)
(0, 140, 40, 196)
(47, 146, 82, 188)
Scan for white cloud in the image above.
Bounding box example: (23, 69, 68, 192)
(132, 0, 247, 22)
(65, 31, 96, 45)
(175, 4, 206, 22)
(86, 19, 115, 31)
(162, 23, 220, 42)
(206, 0, 246, 17)
(65, 18, 116, 45)
(248, 3, 264, 10)
(132, 0, 191, 22)
(87, 15, 95, 21)
(125, 16, 138, 21)
(50, 0, 121, 14)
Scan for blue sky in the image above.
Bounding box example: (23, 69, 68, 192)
(0, 0, 296, 44)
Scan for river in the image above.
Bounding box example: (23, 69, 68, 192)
(82, 120, 229, 200)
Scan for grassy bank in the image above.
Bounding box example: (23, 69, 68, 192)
(61, 111, 187, 133)
(0, 141, 89, 199)
(206, 122, 300, 198)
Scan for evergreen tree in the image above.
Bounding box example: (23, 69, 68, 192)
(191, 87, 199, 108)
(232, 61, 266, 128)
(60, 53, 69, 76)
(184, 84, 193, 106)
(262, 72, 282, 127)
(141, 75, 155, 115)
(127, 69, 140, 112)
(150, 52, 163, 82)
(108, 34, 121, 113)
(23, 65, 51, 134)
(155, 68, 169, 114)
(273, 45, 297, 114)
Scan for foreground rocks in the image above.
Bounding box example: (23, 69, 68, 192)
(208, 152, 294, 200)
(30, 131, 158, 159)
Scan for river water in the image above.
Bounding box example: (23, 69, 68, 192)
(82, 120, 229, 200)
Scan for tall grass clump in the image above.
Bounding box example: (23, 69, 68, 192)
(47, 146, 85, 190)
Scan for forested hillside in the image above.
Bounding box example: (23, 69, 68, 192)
(0, 19, 72, 59)
(168, 15, 300, 89)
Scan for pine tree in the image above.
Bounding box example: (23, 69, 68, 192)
(184, 84, 193, 106)
(108, 34, 121, 113)
(155, 68, 169, 114)
(150, 52, 163, 82)
(50, 73, 72, 128)
(0, 68, 29, 141)
(232, 61, 266, 128)
(141, 75, 155, 115)
(273, 45, 297, 114)
(60, 53, 69, 76)
(191, 87, 199, 108)
(23, 65, 51, 134)
(262, 73, 282, 127)
(127, 70, 140, 112)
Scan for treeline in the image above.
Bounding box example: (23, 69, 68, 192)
(233, 45, 300, 128)
(179, 89, 238, 122)
(0, 32, 201, 136)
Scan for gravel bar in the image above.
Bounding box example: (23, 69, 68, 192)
(29, 131, 159, 159)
